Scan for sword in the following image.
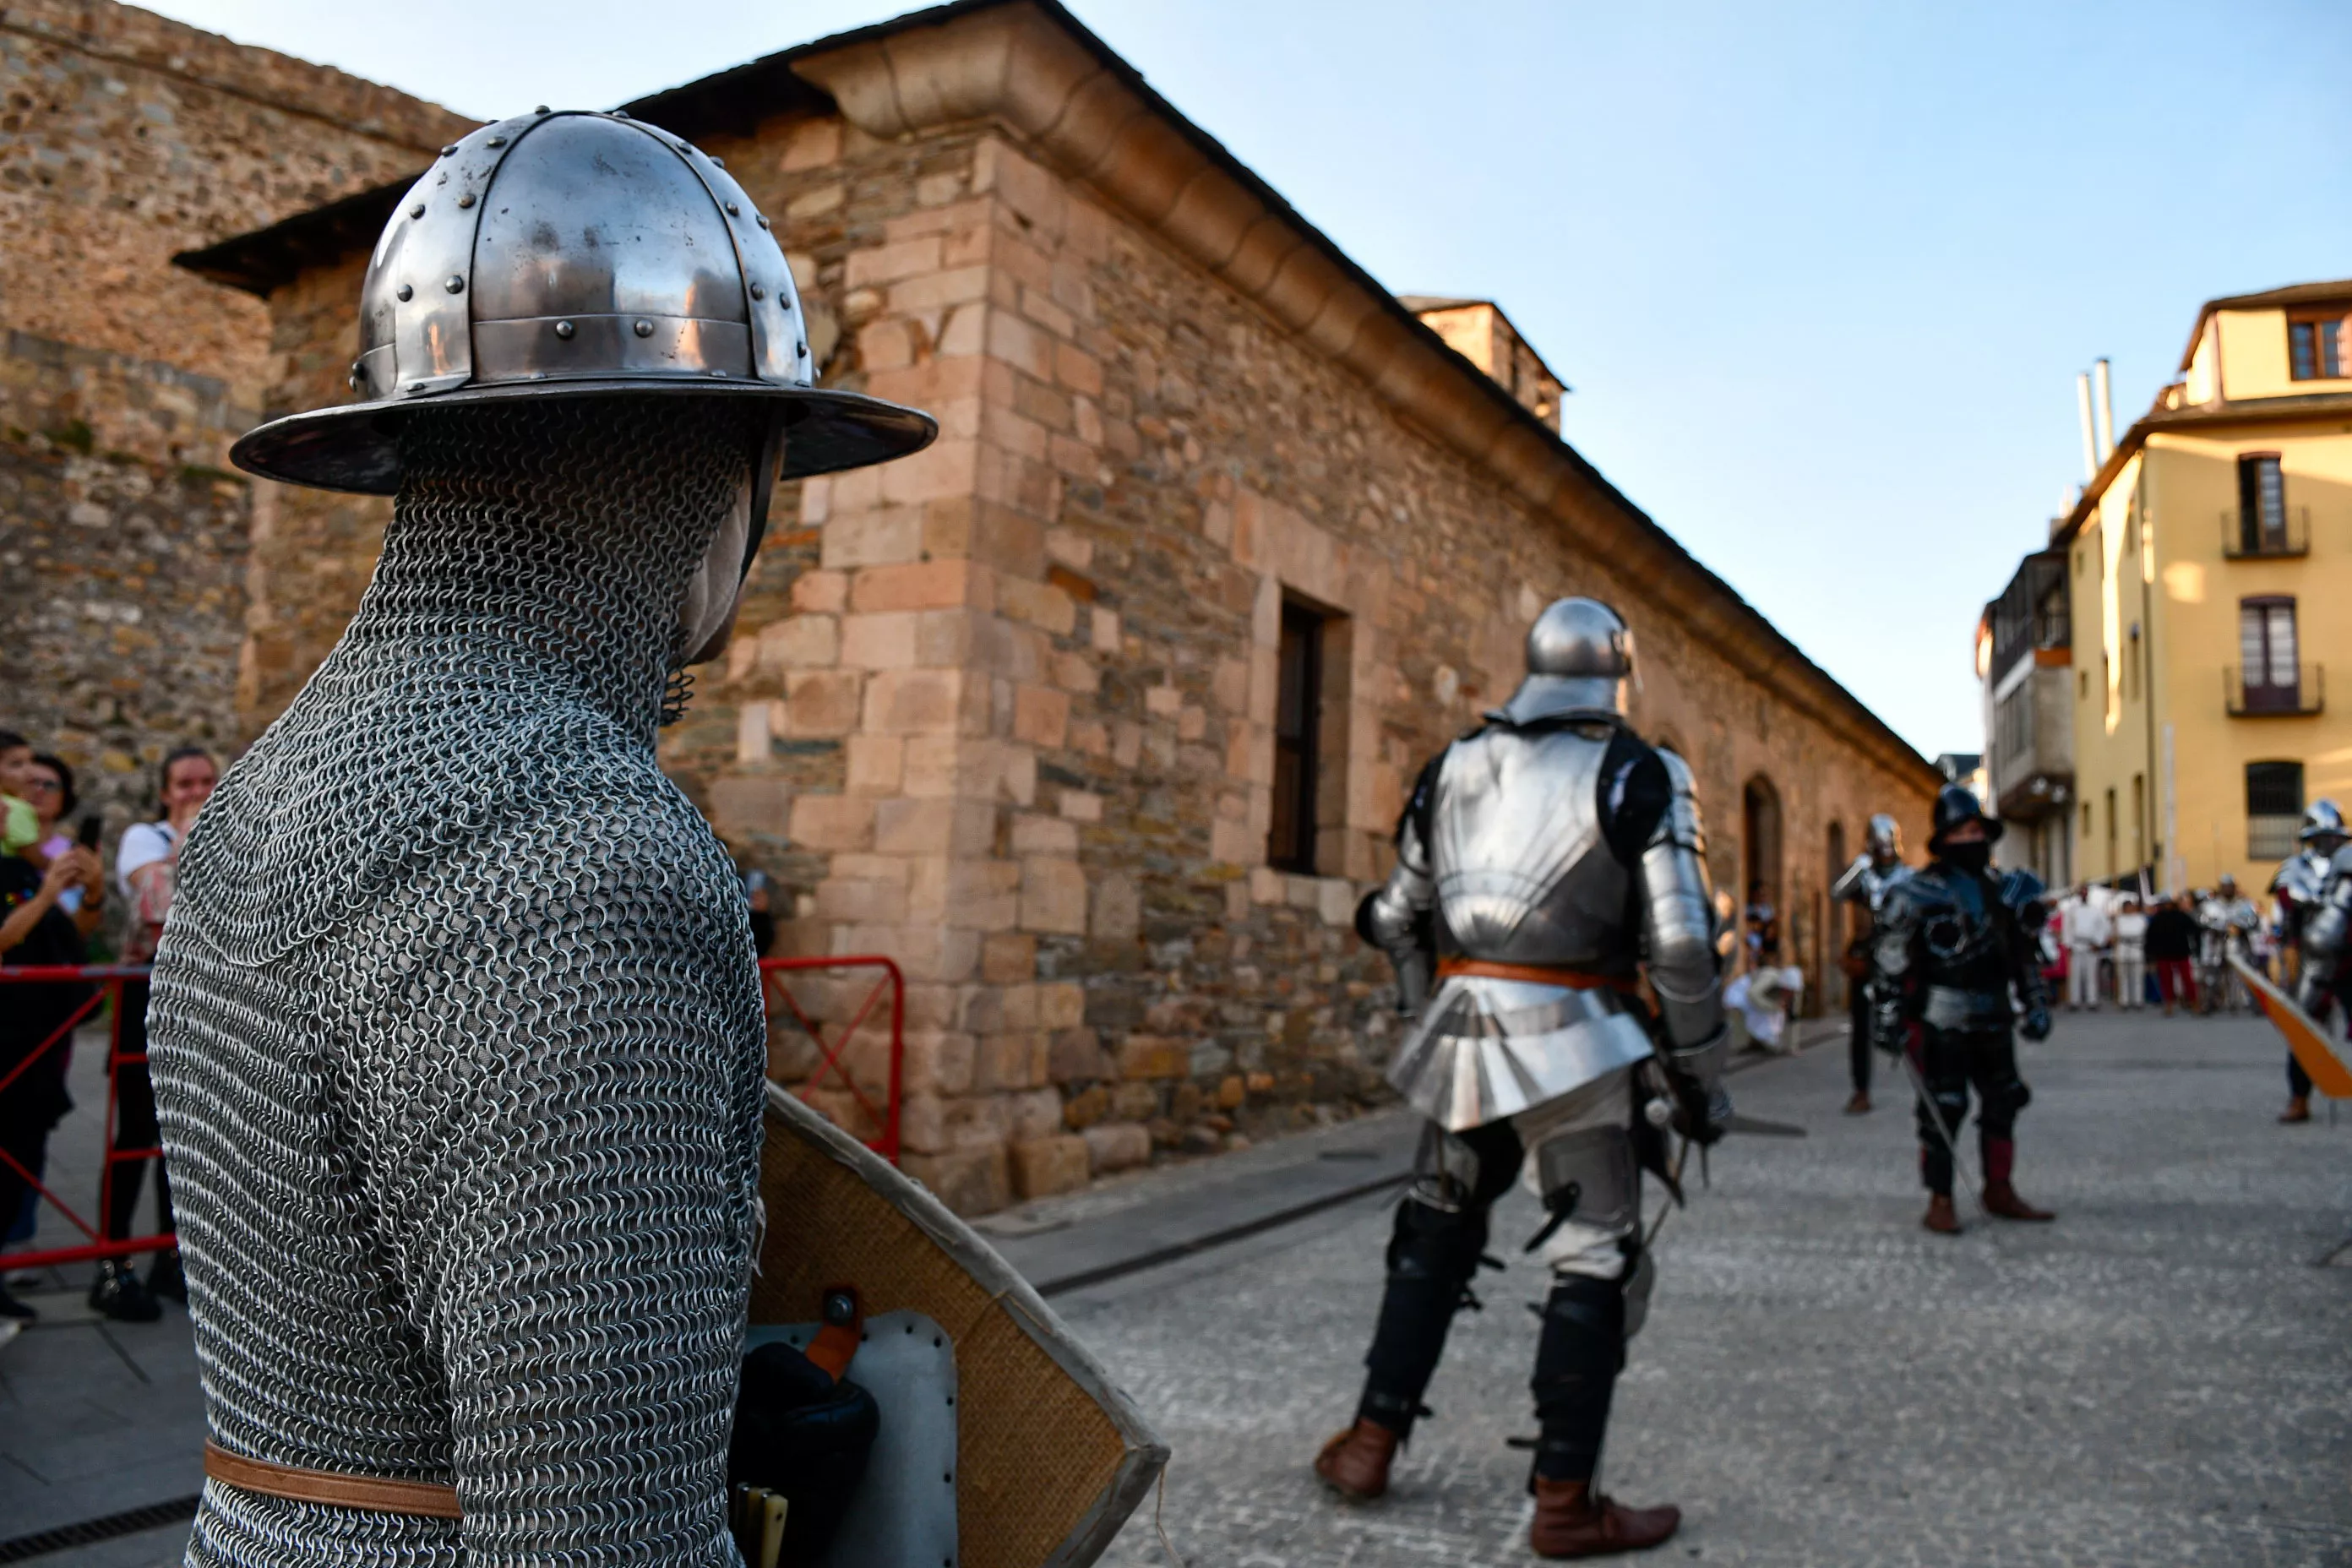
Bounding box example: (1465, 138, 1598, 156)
(1893, 1034, 1987, 1223)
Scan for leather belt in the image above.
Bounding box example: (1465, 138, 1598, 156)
(1436, 958, 1639, 994)
(204, 1440, 461, 1520)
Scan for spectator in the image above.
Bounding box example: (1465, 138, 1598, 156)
(0, 731, 39, 859)
(0, 830, 101, 1322)
(2061, 885, 2111, 1011)
(1745, 884, 1782, 967)
(2147, 894, 2199, 1017)
(97, 745, 217, 1320)
(6, 755, 101, 1253)
(2112, 896, 2148, 1011)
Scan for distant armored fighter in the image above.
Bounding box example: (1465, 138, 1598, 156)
(2271, 802, 2346, 1124)
(1871, 786, 2055, 1234)
(1831, 814, 1911, 1115)
(1315, 598, 1729, 1560)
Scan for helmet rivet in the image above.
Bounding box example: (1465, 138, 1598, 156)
(445, 275, 465, 294)
(796, 341, 808, 357)
(486, 136, 506, 148)
(554, 320, 575, 340)
(395, 283, 413, 302)
(634, 318, 655, 337)
(409, 203, 425, 220)
(408, 382, 427, 393)
(440, 144, 457, 156)
(756, 215, 771, 230)
(710, 368, 727, 378)
(726, 202, 740, 215)
(348, 371, 364, 390)
(535, 105, 550, 114)
(612, 110, 629, 119)
(749, 284, 765, 300)
(455, 193, 476, 209)
(710, 156, 724, 168)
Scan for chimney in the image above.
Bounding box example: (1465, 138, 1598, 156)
(2093, 357, 2115, 461)
(1402, 297, 1565, 433)
(2076, 373, 2099, 482)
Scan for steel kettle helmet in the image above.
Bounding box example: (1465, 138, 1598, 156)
(229, 109, 934, 498)
(2300, 799, 2347, 844)
(1494, 597, 1633, 725)
(1927, 783, 2003, 850)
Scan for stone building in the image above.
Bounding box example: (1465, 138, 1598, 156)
(30, 0, 1935, 1212)
(0, 0, 471, 833)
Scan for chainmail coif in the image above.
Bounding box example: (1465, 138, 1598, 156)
(150, 399, 771, 1566)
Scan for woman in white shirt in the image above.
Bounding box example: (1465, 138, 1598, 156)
(2111, 896, 2148, 1012)
(93, 746, 215, 1322)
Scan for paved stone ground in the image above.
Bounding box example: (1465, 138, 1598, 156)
(1074, 1011, 2352, 1567)
(7, 1010, 2348, 1565)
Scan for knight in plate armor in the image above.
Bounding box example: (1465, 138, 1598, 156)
(147, 110, 934, 1565)
(2197, 874, 2261, 1015)
(1830, 814, 1910, 1116)
(2273, 802, 2346, 1123)
(1312, 598, 1729, 1561)
(1871, 786, 2055, 1234)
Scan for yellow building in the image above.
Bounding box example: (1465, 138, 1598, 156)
(2061, 280, 2352, 896)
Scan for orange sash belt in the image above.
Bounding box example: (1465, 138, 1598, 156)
(204, 1440, 462, 1519)
(1435, 957, 1640, 994)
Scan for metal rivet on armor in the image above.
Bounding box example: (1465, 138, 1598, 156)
(749, 284, 765, 301)
(554, 320, 575, 340)
(486, 136, 506, 148)
(535, 104, 550, 113)
(445, 275, 465, 294)
(347, 370, 363, 390)
(756, 215, 771, 229)
(409, 203, 424, 219)
(709, 368, 727, 378)
(796, 341, 808, 357)
(710, 156, 724, 168)
(455, 193, 476, 209)
(396, 283, 413, 302)
(726, 201, 740, 215)
(634, 318, 654, 337)
(612, 110, 629, 119)
(408, 381, 426, 393)
(440, 144, 457, 156)
(676, 142, 691, 154)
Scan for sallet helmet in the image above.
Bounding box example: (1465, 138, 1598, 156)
(1493, 597, 1633, 725)
(1865, 813, 1903, 860)
(228, 109, 935, 527)
(2300, 799, 2347, 845)
(1926, 782, 2002, 851)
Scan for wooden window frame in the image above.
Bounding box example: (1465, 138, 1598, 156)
(2287, 310, 2349, 380)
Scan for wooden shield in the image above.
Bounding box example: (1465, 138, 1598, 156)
(2230, 955, 2352, 1098)
(751, 1085, 1168, 1568)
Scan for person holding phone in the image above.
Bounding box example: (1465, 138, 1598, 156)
(0, 815, 101, 1319)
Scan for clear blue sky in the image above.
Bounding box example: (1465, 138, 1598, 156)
(147, 0, 2352, 757)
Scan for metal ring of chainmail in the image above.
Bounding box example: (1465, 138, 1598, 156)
(150, 396, 773, 1565)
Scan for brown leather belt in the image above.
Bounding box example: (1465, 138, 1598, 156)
(1436, 957, 1640, 994)
(204, 1440, 461, 1519)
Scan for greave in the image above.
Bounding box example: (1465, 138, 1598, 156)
(1356, 1197, 1491, 1438)
(1529, 1272, 1625, 1483)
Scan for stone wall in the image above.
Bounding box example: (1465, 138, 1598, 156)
(0, 0, 469, 841)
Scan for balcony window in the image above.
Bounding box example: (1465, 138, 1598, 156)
(2230, 596, 2322, 716)
(2247, 760, 2304, 859)
(2289, 314, 2347, 380)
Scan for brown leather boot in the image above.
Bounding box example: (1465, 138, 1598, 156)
(2280, 1096, 2311, 1124)
(1982, 1181, 2055, 1221)
(1922, 1194, 1961, 1234)
(1528, 1478, 1680, 1559)
(1843, 1091, 1871, 1115)
(1314, 1419, 1399, 1500)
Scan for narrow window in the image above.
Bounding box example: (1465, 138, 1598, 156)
(2131, 773, 2145, 870)
(2289, 315, 2345, 380)
(2236, 454, 2286, 552)
(2104, 787, 2117, 880)
(1266, 601, 1325, 873)
(2246, 760, 2305, 859)
(2238, 596, 2300, 711)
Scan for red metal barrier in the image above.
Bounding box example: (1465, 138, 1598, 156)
(0, 962, 173, 1270)
(759, 956, 905, 1163)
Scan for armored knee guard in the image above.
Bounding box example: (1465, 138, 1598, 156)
(1356, 1122, 1516, 1436)
(1529, 1269, 1629, 1483)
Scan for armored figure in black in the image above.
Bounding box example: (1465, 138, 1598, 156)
(1314, 598, 1729, 1560)
(1871, 786, 2055, 1234)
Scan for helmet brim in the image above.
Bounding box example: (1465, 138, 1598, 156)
(229, 378, 938, 495)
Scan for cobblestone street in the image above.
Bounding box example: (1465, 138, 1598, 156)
(1074, 1012, 2352, 1567)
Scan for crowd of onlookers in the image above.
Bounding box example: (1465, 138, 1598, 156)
(0, 729, 218, 1326)
(2044, 878, 2268, 1016)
